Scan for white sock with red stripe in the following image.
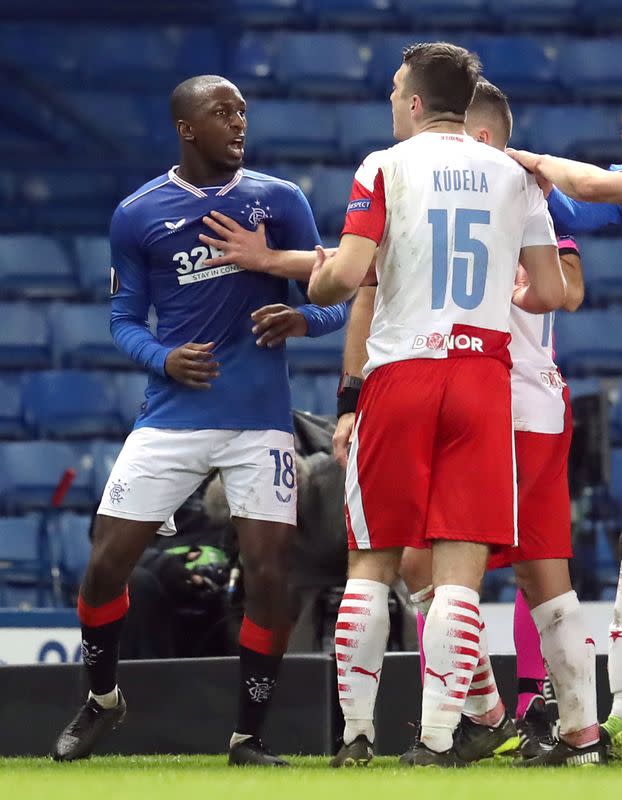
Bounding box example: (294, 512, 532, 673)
(421, 584, 481, 753)
(335, 578, 390, 745)
(531, 590, 599, 748)
(462, 621, 505, 727)
(608, 566, 622, 718)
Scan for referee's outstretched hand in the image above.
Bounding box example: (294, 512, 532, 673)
(164, 342, 220, 389)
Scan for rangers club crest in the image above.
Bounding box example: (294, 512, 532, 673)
(246, 200, 272, 228)
(109, 479, 128, 504)
(246, 676, 275, 703)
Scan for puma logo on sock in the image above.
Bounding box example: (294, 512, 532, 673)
(425, 668, 453, 687)
(351, 666, 382, 682)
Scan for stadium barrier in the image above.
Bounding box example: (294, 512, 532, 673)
(0, 653, 612, 757)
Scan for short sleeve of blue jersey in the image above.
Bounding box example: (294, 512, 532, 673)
(109, 204, 173, 376)
(271, 183, 348, 337)
(548, 164, 622, 234)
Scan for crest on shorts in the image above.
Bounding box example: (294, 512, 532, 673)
(275, 490, 292, 503)
(109, 479, 128, 505)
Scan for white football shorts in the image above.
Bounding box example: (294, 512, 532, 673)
(97, 427, 297, 534)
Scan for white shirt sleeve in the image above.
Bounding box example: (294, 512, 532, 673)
(521, 173, 557, 248)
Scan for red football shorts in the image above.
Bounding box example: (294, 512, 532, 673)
(345, 358, 516, 551)
(488, 385, 573, 569)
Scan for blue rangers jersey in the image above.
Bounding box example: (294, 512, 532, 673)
(111, 166, 346, 432)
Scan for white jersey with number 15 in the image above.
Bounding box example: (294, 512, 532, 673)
(341, 132, 557, 377)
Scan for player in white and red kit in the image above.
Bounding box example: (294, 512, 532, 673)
(305, 44, 568, 767)
(332, 78, 600, 768)
(466, 86, 599, 765)
(335, 232, 585, 764)
(492, 237, 583, 756)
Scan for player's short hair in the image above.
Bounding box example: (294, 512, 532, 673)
(468, 79, 513, 144)
(402, 42, 481, 117)
(170, 75, 231, 121)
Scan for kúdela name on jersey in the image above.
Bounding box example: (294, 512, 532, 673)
(433, 169, 489, 193)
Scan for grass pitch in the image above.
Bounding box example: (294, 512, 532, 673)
(1, 756, 621, 800)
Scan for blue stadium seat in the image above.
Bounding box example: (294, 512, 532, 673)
(0, 516, 45, 583)
(227, 33, 278, 95)
(48, 512, 92, 591)
(91, 440, 124, 500)
(0, 235, 78, 299)
(274, 33, 369, 97)
(22, 370, 124, 439)
(0, 24, 83, 86)
(0, 584, 55, 609)
(268, 164, 315, 199)
(314, 374, 339, 416)
(79, 27, 178, 90)
(17, 170, 122, 232)
(310, 166, 356, 235)
(114, 371, 148, 430)
(578, 237, 622, 307)
(73, 235, 111, 300)
(395, 0, 487, 27)
(65, 92, 156, 158)
(0, 375, 27, 439)
(337, 103, 394, 161)
(554, 309, 622, 376)
(487, 0, 577, 29)
(169, 29, 226, 85)
(305, 0, 401, 27)
(287, 328, 345, 370)
(0, 83, 76, 159)
(558, 38, 622, 100)
(0, 303, 52, 369)
(530, 106, 622, 161)
(472, 36, 559, 99)
(610, 448, 622, 510)
(508, 105, 535, 150)
(290, 373, 319, 412)
(367, 34, 424, 95)
(50, 303, 133, 369)
(245, 101, 338, 161)
(0, 441, 94, 513)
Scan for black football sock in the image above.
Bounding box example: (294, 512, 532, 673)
(235, 616, 289, 738)
(77, 588, 129, 697)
